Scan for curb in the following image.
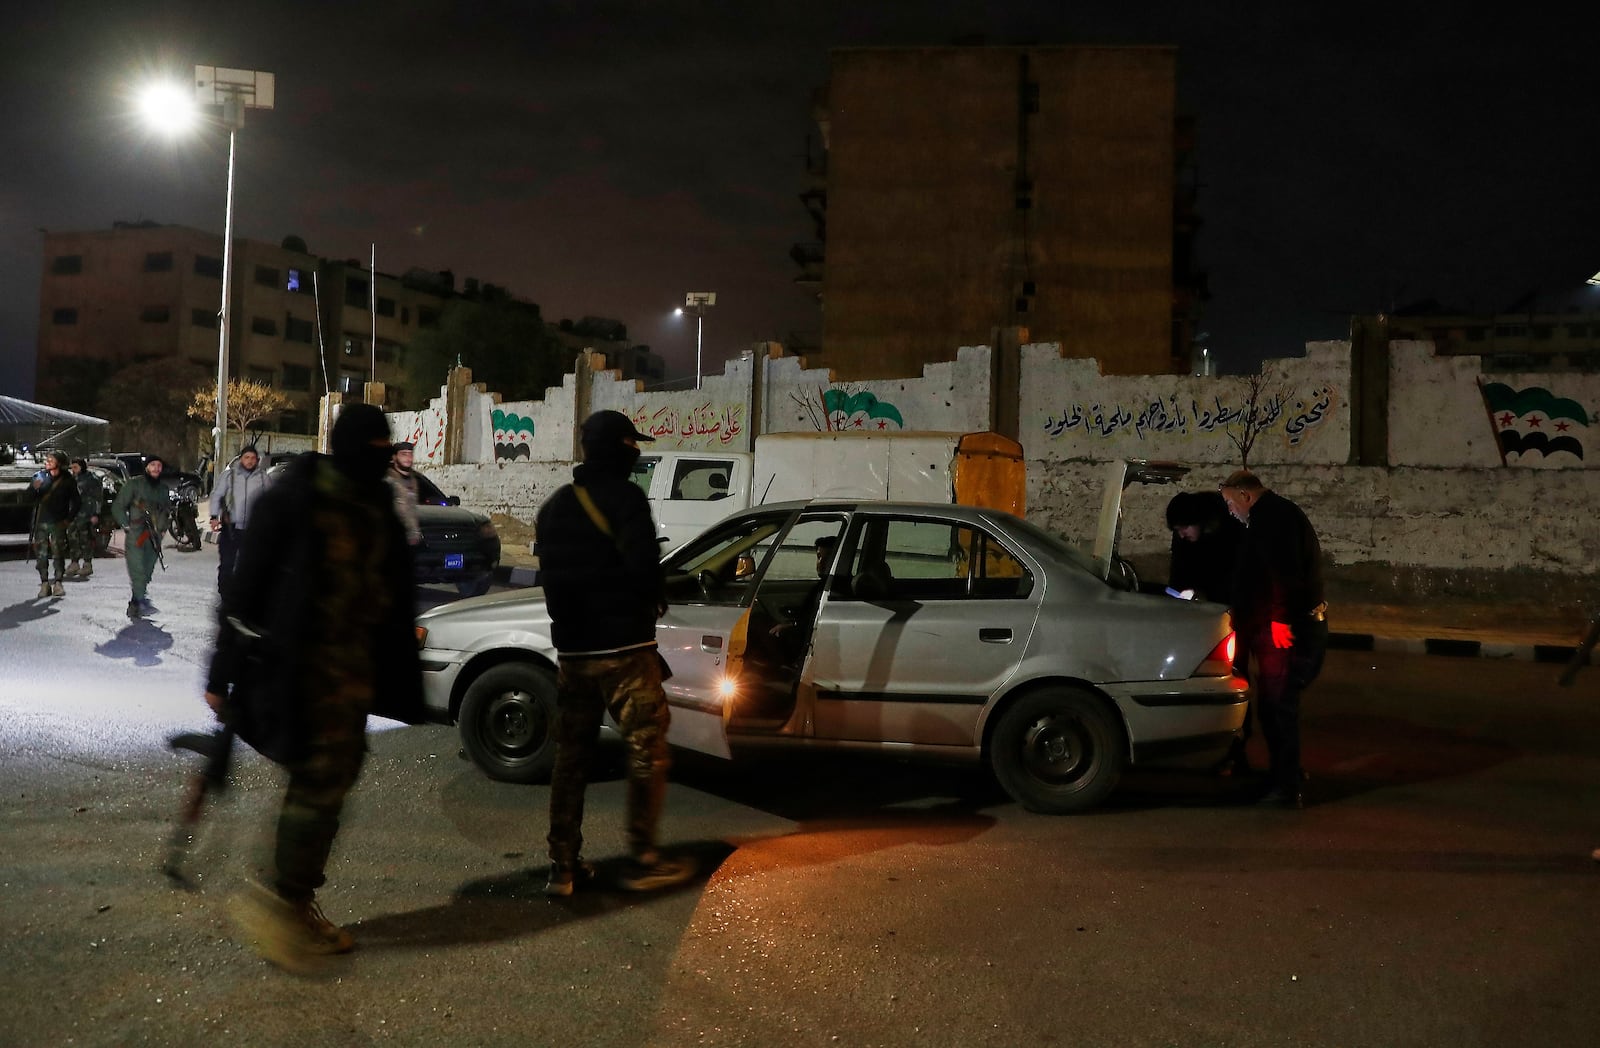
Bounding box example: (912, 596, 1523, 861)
(1328, 630, 1584, 664)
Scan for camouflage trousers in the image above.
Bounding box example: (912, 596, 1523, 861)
(273, 668, 373, 903)
(548, 648, 672, 867)
(33, 520, 68, 581)
(66, 517, 97, 564)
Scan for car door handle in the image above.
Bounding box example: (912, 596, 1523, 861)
(979, 628, 1012, 643)
(701, 635, 724, 652)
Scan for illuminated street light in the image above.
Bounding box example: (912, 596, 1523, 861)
(1586, 271, 1600, 287)
(139, 66, 275, 472)
(674, 291, 716, 390)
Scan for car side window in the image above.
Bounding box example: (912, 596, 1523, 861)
(667, 459, 735, 502)
(413, 472, 447, 505)
(841, 516, 1033, 601)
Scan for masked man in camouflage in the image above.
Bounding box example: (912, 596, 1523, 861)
(29, 451, 80, 599)
(111, 457, 170, 617)
(535, 409, 693, 896)
(205, 404, 424, 973)
(65, 458, 103, 579)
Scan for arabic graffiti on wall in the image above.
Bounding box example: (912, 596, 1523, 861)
(1480, 383, 1588, 461)
(492, 409, 535, 461)
(398, 407, 446, 464)
(1041, 387, 1335, 446)
(628, 402, 746, 448)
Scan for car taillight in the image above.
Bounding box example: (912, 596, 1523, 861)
(1193, 632, 1236, 677)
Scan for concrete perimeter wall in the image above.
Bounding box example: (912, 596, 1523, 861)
(386, 341, 1600, 600)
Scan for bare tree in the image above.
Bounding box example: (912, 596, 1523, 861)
(1226, 373, 1288, 469)
(188, 379, 293, 441)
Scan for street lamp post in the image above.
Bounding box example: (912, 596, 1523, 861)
(192, 67, 274, 471)
(678, 291, 716, 390)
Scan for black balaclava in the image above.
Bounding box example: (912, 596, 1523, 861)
(331, 403, 393, 481)
(578, 410, 648, 478)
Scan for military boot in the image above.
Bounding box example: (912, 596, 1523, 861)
(37, 580, 50, 599)
(63, 562, 80, 579)
(80, 561, 93, 578)
(50, 580, 65, 597)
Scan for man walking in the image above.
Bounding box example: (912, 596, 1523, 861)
(535, 409, 692, 896)
(208, 444, 271, 584)
(111, 457, 170, 617)
(29, 452, 80, 599)
(386, 440, 421, 546)
(205, 404, 424, 972)
(65, 459, 103, 580)
(1220, 470, 1327, 808)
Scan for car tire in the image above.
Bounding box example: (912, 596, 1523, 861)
(989, 686, 1124, 813)
(458, 662, 559, 784)
(456, 574, 493, 598)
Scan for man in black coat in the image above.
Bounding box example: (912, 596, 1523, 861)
(29, 451, 80, 599)
(1221, 469, 1327, 808)
(1165, 490, 1243, 605)
(535, 409, 692, 896)
(204, 403, 424, 971)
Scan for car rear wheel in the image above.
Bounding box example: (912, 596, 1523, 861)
(458, 663, 559, 784)
(989, 686, 1124, 813)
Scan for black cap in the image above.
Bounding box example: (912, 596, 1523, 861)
(580, 409, 653, 446)
(393, 441, 415, 453)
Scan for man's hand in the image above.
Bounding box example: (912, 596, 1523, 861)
(1270, 621, 1294, 648)
(209, 517, 222, 533)
(203, 690, 225, 715)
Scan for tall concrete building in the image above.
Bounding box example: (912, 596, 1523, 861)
(35, 223, 446, 433)
(800, 46, 1200, 380)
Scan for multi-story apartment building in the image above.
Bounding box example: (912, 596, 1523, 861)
(35, 223, 447, 432)
(1379, 305, 1600, 373)
(796, 45, 1203, 380)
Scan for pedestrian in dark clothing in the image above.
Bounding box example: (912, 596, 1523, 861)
(29, 451, 80, 599)
(204, 403, 425, 973)
(208, 444, 272, 586)
(1165, 490, 1243, 605)
(535, 409, 693, 896)
(1221, 469, 1327, 808)
(65, 459, 103, 580)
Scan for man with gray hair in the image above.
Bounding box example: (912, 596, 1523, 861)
(1219, 469, 1326, 808)
(208, 445, 271, 586)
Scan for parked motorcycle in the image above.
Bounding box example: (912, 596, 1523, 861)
(167, 472, 203, 551)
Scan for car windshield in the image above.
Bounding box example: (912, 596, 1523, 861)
(630, 456, 658, 497)
(999, 515, 1105, 580)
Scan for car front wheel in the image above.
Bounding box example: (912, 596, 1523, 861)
(458, 662, 559, 784)
(989, 686, 1124, 813)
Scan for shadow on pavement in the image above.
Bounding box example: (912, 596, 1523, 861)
(348, 839, 733, 951)
(0, 597, 64, 631)
(94, 619, 175, 667)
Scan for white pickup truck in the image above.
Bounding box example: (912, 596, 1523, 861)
(631, 430, 1026, 551)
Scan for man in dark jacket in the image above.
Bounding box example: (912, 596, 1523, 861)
(535, 409, 692, 896)
(1221, 470, 1327, 808)
(1165, 490, 1243, 606)
(111, 456, 170, 617)
(204, 403, 425, 972)
(29, 451, 80, 599)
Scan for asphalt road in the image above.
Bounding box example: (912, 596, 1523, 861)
(0, 544, 1597, 1047)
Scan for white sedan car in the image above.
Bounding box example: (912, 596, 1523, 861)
(415, 489, 1247, 814)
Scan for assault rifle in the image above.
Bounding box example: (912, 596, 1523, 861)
(1557, 607, 1600, 687)
(136, 509, 166, 572)
(161, 727, 236, 891)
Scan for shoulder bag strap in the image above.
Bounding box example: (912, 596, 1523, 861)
(571, 483, 614, 540)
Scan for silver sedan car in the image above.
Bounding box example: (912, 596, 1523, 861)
(414, 493, 1248, 814)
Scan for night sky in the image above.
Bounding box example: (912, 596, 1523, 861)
(2, 1, 1596, 400)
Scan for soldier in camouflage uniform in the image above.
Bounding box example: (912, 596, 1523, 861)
(204, 404, 424, 973)
(65, 459, 103, 579)
(29, 452, 80, 599)
(535, 410, 693, 896)
(111, 457, 170, 617)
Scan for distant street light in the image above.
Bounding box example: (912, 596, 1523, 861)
(138, 66, 275, 470)
(674, 292, 716, 390)
(1586, 271, 1600, 287)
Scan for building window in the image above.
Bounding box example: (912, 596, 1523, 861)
(346, 277, 369, 300)
(52, 307, 78, 325)
(141, 305, 171, 323)
(51, 254, 83, 275)
(1532, 324, 1553, 340)
(251, 316, 278, 337)
(191, 307, 218, 329)
(376, 296, 396, 317)
(285, 316, 315, 343)
(278, 410, 309, 434)
(343, 336, 365, 357)
(1494, 324, 1527, 337)
(247, 366, 276, 387)
(144, 251, 174, 272)
(401, 306, 410, 324)
(418, 306, 440, 329)
(1465, 326, 1485, 342)
(281, 364, 312, 391)
(1567, 324, 1588, 338)
(195, 255, 224, 279)
(1014, 298, 1030, 314)
(255, 265, 280, 288)
(286, 268, 304, 292)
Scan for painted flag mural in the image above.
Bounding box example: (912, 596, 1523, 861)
(822, 389, 905, 431)
(492, 408, 535, 461)
(1479, 382, 1588, 461)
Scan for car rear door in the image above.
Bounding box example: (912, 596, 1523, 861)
(805, 511, 1042, 746)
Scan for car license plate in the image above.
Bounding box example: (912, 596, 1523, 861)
(444, 553, 465, 570)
